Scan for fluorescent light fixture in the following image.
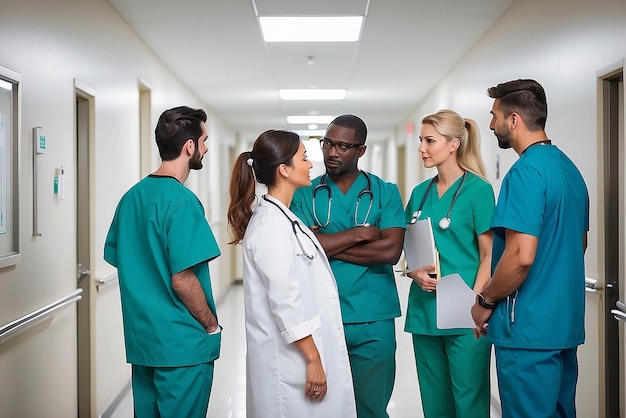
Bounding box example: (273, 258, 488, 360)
(279, 89, 346, 101)
(287, 115, 335, 125)
(295, 129, 327, 138)
(260, 16, 363, 42)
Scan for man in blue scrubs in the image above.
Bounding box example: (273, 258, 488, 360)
(291, 115, 405, 418)
(471, 80, 589, 418)
(104, 106, 221, 418)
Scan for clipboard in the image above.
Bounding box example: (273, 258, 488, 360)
(403, 217, 440, 279)
(436, 273, 476, 329)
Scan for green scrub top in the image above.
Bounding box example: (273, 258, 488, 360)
(104, 175, 221, 367)
(403, 172, 494, 336)
(488, 145, 589, 349)
(291, 172, 405, 323)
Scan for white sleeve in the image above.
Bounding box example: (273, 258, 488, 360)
(248, 216, 319, 344)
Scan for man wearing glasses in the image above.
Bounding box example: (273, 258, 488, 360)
(291, 114, 405, 418)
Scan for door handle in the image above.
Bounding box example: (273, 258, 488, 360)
(611, 309, 626, 322)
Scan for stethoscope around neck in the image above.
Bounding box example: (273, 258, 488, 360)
(410, 171, 467, 230)
(312, 171, 373, 228)
(263, 195, 319, 262)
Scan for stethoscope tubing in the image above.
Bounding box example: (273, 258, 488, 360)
(312, 171, 374, 228)
(263, 195, 319, 260)
(411, 171, 466, 230)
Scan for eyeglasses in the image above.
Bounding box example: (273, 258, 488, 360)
(319, 138, 364, 155)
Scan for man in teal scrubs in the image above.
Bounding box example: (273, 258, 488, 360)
(104, 106, 221, 418)
(291, 115, 405, 418)
(471, 80, 589, 418)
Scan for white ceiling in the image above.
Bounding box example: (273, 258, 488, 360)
(107, 0, 514, 141)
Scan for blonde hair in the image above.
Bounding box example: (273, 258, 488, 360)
(421, 109, 487, 178)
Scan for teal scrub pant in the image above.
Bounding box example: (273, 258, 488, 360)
(495, 346, 578, 418)
(411, 333, 491, 418)
(131, 362, 214, 418)
(344, 319, 396, 418)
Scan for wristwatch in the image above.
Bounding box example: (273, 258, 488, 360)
(477, 293, 497, 309)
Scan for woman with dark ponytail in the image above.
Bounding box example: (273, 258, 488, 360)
(227, 130, 356, 418)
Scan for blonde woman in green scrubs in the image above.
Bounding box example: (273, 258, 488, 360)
(404, 109, 494, 418)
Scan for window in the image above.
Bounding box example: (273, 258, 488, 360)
(0, 66, 21, 268)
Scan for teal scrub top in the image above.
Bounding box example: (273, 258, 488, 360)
(291, 172, 405, 323)
(488, 144, 589, 349)
(403, 172, 495, 335)
(104, 175, 221, 367)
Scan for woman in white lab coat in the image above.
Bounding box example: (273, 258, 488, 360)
(227, 129, 356, 418)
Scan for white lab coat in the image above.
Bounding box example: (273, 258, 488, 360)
(242, 195, 356, 418)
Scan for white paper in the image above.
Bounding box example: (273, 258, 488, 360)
(436, 273, 476, 329)
(403, 218, 437, 270)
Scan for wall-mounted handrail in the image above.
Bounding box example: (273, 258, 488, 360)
(96, 271, 118, 289)
(0, 288, 83, 345)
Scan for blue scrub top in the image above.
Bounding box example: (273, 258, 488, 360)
(403, 172, 495, 335)
(105, 175, 222, 367)
(291, 171, 405, 323)
(487, 144, 589, 349)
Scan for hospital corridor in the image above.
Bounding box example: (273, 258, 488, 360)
(107, 278, 502, 418)
(2, 0, 626, 417)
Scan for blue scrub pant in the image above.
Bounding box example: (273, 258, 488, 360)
(131, 362, 215, 418)
(344, 319, 396, 418)
(495, 346, 578, 418)
(412, 333, 491, 418)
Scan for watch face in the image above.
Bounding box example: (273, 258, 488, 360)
(478, 293, 496, 309)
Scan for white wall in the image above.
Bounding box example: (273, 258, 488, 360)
(399, 0, 626, 416)
(0, 0, 235, 416)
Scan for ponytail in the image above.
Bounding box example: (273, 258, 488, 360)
(458, 118, 487, 178)
(422, 109, 487, 179)
(227, 151, 256, 244)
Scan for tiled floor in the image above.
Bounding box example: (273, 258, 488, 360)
(110, 277, 501, 417)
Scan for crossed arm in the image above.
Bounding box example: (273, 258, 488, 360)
(314, 226, 405, 266)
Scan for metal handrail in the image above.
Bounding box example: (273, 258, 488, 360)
(96, 271, 118, 288)
(0, 288, 83, 345)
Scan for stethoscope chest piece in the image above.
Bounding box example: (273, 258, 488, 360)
(413, 172, 466, 230)
(438, 217, 451, 230)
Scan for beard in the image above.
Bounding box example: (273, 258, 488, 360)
(324, 157, 345, 177)
(189, 148, 203, 170)
(493, 126, 512, 150)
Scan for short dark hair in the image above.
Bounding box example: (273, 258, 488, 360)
(487, 79, 547, 131)
(328, 114, 368, 144)
(155, 106, 207, 161)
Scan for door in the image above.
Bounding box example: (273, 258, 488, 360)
(600, 66, 624, 418)
(75, 86, 95, 418)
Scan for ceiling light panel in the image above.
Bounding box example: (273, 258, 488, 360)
(259, 16, 363, 42)
(279, 89, 346, 100)
(287, 115, 335, 124)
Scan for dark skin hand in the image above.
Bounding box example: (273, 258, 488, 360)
(314, 226, 405, 266)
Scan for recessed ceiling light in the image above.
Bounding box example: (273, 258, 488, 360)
(279, 89, 346, 100)
(259, 16, 363, 42)
(287, 115, 335, 125)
